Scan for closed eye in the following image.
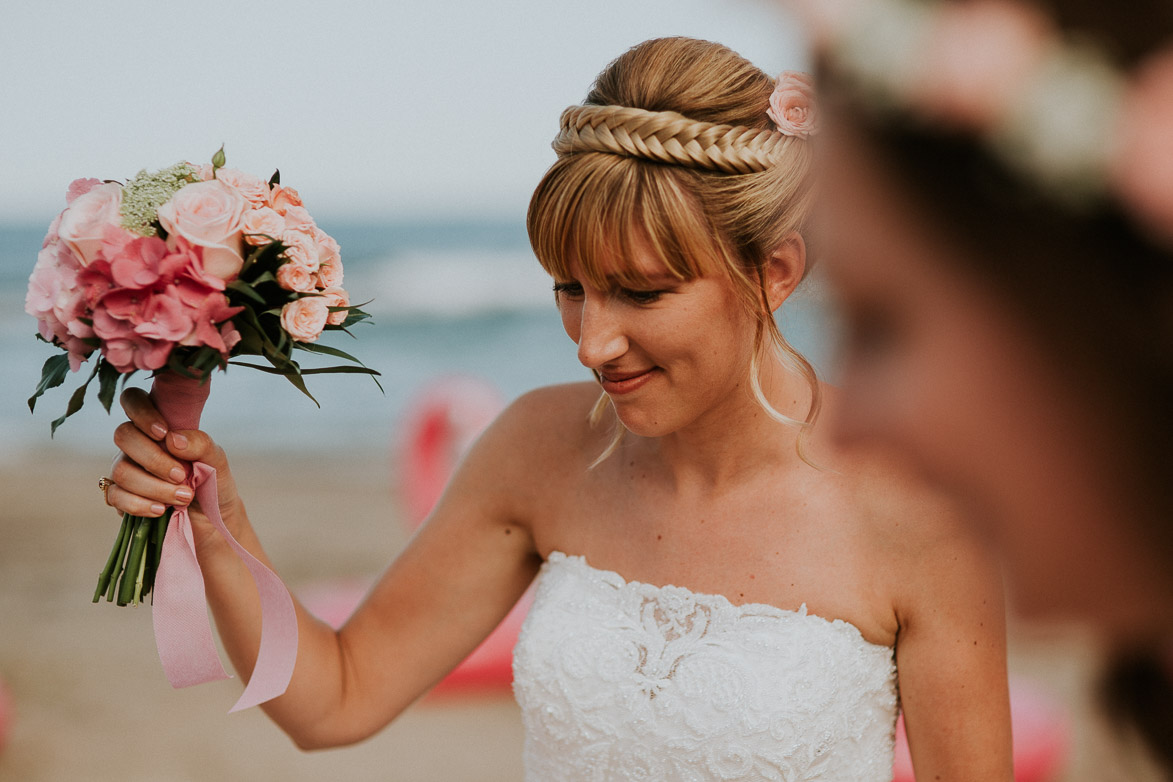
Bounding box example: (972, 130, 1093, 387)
(619, 288, 664, 305)
(553, 281, 584, 300)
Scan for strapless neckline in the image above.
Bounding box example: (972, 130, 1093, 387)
(544, 550, 891, 652)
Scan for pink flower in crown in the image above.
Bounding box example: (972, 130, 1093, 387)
(1112, 48, 1173, 244)
(767, 71, 819, 138)
(57, 182, 124, 266)
(910, 0, 1051, 128)
(156, 180, 247, 282)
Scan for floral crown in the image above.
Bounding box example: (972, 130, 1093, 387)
(788, 0, 1173, 246)
(769, 71, 820, 138)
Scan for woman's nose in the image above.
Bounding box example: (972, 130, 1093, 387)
(575, 295, 628, 369)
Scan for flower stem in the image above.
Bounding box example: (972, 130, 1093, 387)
(117, 518, 151, 606)
(93, 514, 132, 603)
(106, 515, 136, 602)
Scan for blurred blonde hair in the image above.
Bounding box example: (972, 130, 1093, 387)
(527, 37, 819, 465)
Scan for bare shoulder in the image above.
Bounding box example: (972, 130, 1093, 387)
(459, 381, 604, 487)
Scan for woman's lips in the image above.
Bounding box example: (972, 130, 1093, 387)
(599, 368, 657, 395)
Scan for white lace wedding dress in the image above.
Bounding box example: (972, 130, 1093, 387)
(512, 552, 899, 781)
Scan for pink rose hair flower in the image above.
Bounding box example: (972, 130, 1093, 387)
(767, 71, 819, 138)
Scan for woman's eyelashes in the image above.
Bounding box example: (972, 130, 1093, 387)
(552, 281, 665, 305)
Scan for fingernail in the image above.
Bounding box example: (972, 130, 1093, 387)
(171, 433, 188, 450)
(150, 503, 166, 516)
(169, 467, 186, 483)
(151, 423, 167, 439)
(175, 488, 193, 503)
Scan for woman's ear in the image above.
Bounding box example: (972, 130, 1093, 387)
(764, 233, 807, 312)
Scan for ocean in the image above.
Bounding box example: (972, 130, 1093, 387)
(0, 220, 840, 462)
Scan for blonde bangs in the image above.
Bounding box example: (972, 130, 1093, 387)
(527, 154, 731, 291)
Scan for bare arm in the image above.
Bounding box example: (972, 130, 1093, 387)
(894, 521, 1014, 780)
(108, 386, 556, 749)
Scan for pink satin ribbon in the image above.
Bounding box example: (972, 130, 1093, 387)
(148, 373, 298, 712)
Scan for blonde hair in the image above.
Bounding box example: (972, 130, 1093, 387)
(527, 37, 820, 465)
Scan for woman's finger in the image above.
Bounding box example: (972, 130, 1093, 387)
(119, 387, 170, 441)
(109, 453, 194, 511)
(113, 421, 189, 485)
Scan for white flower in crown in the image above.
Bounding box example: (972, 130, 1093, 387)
(768, 71, 820, 138)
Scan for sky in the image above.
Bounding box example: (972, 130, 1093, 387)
(0, 0, 808, 224)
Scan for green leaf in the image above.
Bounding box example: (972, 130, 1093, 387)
(227, 279, 267, 305)
(96, 359, 121, 413)
(269, 169, 280, 187)
(28, 354, 71, 413)
(50, 368, 96, 436)
(291, 341, 369, 365)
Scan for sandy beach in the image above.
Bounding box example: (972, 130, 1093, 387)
(0, 445, 1162, 781)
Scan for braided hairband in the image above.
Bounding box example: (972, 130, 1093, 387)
(786, 0, 1173, 246)
(553, 71, 818, 174)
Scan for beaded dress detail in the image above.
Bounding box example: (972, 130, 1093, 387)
(512, 552, 899, 781)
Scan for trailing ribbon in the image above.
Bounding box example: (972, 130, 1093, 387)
(148, 372, 298, 712)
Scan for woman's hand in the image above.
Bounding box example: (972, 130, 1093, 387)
(107, 387, 243, 546)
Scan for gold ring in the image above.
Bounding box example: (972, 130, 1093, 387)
(98, 477, 113, 504)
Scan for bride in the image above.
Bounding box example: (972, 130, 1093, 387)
(105, 37, 1011, 780)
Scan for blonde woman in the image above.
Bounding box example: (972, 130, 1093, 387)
(106, 37, 1011, 780)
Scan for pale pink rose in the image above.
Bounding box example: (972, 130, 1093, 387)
(241, 206, 284, 245)
(316, 258, 344, 289)
(314, 228, 341, 267)
(911, 0, 1050, 128)
(280, 296, 329, 342)
(767, 71, 819, 138)
(215, 167, 271, 207)
(57, 182, 123, 266)
(269, 184, 303, 215)
(280, 228, 320, 272)
(282, 205, 315, 233)
(185, 162, 215, 181)
(319, 285, 350, 325)
(156, 180, 247, 281)
(276, 260, 318, 292)
(66, 178, 103, 204)
(1112, 48, 1173, 244)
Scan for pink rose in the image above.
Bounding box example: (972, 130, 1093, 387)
(319, 286, 350, 325)
(215, 167, 271, 207)
(282, 205, 315, 233)
(57, 182, 123, 266)
(241, 206, 284, 245)
(316, 257, 344, 289)
(315, 228, 341, 267)
(767, 71, 819, 138)
(281, 229, 320, 272)
(1112, 48, 1173, 244)
(156, 180, 247, 281)
(911, 0, 1050, 128)
(280, 296, 329, 342)
(276, 260, 318, 293)
(269, 185, 303, 215)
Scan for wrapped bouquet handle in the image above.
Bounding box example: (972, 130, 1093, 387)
(149, 372, 299, 712)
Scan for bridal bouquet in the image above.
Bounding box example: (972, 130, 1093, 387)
(25, 147, 378, 608)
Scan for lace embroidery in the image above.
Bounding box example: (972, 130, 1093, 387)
(513, 552, 899, 782)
